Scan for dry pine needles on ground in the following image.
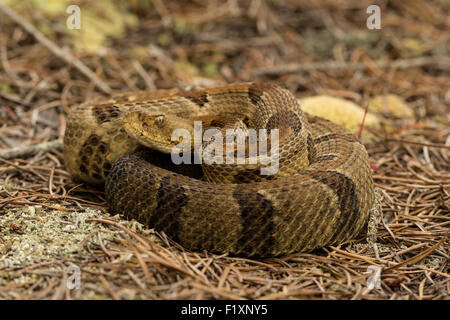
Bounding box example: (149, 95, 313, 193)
(0, 0, 448, 299)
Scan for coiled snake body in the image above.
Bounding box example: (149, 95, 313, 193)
(64, 83, 374, 257)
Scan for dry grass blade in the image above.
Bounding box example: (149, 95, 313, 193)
(0, 0, 448, 300)
(384, 231, 449, 273)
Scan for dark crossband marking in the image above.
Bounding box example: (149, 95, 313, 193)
(233, 169, 261, 183)
(242, 116, 251, 127)
(180, 90, 209, 107)
(233, 169, 276, 183)
(79, 164, 88, 174)
(310, 154, 337, 164)
(247, 84, 265, 106)
(151, 175, 188, 242)
(266, 110, 302, 135)
(79, 134, 109, 179)
(84, 133, 100, 148)
(307, 170, 360, 243)
(307, 133, 313, 163)
(233, 189, 277, 256)
(92, 105, 121, 124)
(313, 133, 358, 144)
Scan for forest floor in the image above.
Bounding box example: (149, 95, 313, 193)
(0, 0, 448, 299)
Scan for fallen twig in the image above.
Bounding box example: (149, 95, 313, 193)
(251, 56, 450, 76)
(0, 139, 63, 160)
(0, 1, 112, 94)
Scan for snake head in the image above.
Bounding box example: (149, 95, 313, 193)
(123, 109, 194, 154)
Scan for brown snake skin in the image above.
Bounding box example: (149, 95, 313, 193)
(64, 83, 375, 257)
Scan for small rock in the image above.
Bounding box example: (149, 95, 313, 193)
(368, 94, 414, 119)
(298, 95, 380, 141)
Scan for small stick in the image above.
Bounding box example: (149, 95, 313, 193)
(358, 102, 369, 140)
(0, 1, 112, 95)
(0, 139, 63, 160)
(385, 138, 450, 149)
(251, 56, 450, 76)
(98, 275, 120, 300)
(132, 60, 156, 90)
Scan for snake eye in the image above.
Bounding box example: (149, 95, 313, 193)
(154, 116, 165, 127)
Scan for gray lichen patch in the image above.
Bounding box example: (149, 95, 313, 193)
(367, 188, 383, 245)
(0, 205, 153, 273)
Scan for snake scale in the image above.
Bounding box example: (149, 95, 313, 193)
(64, 83, 375, 257)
